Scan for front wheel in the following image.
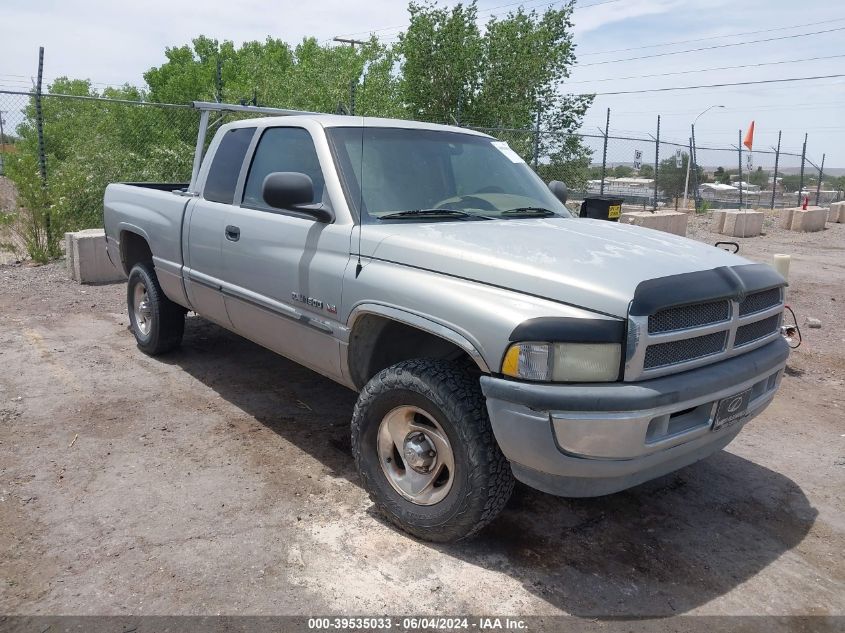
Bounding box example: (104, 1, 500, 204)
(351, 359, 514, 542)
(127, 262, 184, 355)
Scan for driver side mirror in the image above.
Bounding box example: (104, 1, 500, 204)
(548, 180, 568, 205)
(262, 172, 333, 222)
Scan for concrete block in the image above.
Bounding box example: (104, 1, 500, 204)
(68, 228, 124, 284)
(619, 211, 687, 236)
(788, 207, 827, 232)
(711, 209, 728, 233)
(65, 232, 77, 280)
(666, 212, 688, 236)
(780, 207, 796, 229)
(721, 210, 764, 237)
(827, 200, 845, 223)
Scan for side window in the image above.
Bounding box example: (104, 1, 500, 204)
(204, 127, 255, 204)
(243, 127, 327, 209)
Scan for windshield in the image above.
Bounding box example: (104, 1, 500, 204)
(326, 127, 572, 223)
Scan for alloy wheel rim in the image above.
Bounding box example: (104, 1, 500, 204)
(377, 405, 455, 506)
(133, 282, 152, 336)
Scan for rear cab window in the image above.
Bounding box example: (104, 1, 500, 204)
(203, 127, 255, 204)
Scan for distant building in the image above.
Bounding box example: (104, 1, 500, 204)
(587, 177, 655, 198)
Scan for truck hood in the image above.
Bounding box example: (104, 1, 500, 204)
(361, 217, 749, 318)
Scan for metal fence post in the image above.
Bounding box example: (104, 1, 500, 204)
(815, 153, 825, 206)
(532, 103, 541, 170)
(350, 80, 356, 116)
(455, 89, 462, 127)
(215, 56, 222, 103)
(771, 130, 781, 210)
(690, 123, 700, 209)
(653, 115, 660, 211)
(599, 107, 609, 195)
(737, 129, 743, 209)
(797, 133, 808, 207)
(34, 46, 51, 243)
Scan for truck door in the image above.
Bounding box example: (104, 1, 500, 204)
(184, 125, 256, 328)
(219, 125, 351, 382)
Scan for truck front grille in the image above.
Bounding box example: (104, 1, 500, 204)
(627, 287, 784, 380)
(643, 331, 727, 369)
(648, 300, 730, 333)
(739, 287, 781, 316)
(735, 314, 781, 347)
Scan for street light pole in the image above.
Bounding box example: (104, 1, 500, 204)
(683, 104, 724, 210)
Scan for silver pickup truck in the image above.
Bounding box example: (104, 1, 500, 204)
(104, 113, 789, 542)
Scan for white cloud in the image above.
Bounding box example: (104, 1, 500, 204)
(572, 0, 680, 35)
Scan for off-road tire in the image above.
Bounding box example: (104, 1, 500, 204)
(351, 359, 514, 542)
(127, 262, 184, 356)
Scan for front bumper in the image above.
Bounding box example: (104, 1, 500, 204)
(480, 337, 789, 497)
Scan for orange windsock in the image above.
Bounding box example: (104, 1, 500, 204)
(743, 121, 755, 151)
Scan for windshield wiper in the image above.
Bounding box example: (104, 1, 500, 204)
(501, 206, 558, 217)
(378, 208, 491, 220)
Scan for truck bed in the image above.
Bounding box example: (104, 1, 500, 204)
(103, 182, 194, 285)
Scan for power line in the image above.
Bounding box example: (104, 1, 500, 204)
(605, 101, 845, 117)
(577, 16, 845, 57)
(586, 77, 845, 102)
(566, 54, 845, 84)
(581, 73, 845, 96)
(575, 26, 845, 67)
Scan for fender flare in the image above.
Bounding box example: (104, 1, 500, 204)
(346, 303, 491, 374)
(116, 223, 154, 276)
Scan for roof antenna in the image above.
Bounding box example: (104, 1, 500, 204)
(355, 120, 364, 278)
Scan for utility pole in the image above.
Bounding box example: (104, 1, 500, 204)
(333, 37, 367, 116)
(684, 105, 723, 210)
(333, 37, 367, 47)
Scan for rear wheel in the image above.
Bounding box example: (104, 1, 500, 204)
(127, 262, 184, 355)
(351, 359, 514, 542)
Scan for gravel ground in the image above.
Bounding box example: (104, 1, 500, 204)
(0, 217, 843, 624)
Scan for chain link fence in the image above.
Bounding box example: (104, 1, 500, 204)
(1, 88, 843, 261)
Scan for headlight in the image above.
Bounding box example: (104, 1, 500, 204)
(501, 342, 621, 382)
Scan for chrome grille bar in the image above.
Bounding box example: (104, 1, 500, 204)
(626, 287, 784, 381)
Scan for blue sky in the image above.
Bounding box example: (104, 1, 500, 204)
(1, 0, 843, 166)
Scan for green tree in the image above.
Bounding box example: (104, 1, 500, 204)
(638, 164, 654, 178)
(613, 165, 634, 178)
(398, 1, 592, 164)
(657, 153, 701, 209)
(748, 166, 770, 188)
(780, 174, 803, 192)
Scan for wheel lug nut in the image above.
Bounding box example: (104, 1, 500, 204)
(428, 450, 435, 457)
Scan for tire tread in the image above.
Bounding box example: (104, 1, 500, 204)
(351, 359, 514, 542)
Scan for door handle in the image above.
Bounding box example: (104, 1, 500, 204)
(225, 225, 240, 242)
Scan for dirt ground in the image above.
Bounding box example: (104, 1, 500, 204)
(0, 210, 843, 623)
